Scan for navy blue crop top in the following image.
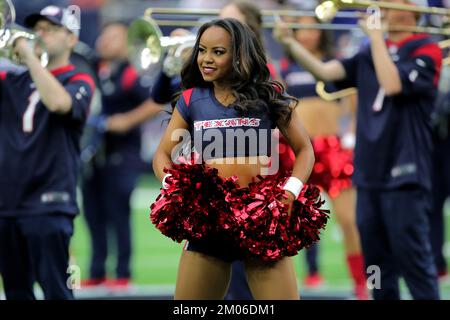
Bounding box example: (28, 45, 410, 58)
(175, 87, 276, 160)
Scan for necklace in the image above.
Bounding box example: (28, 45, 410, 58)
(216, 92, 235, 106)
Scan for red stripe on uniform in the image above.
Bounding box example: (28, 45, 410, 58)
(386, 33, 428, 48)
(69, 73, 96, 93)
(121, 66, 138, 91)
(182, 88, 194, 106)
(267, 62, 278, 80)
(51, 64, 76, 76)
(412, 43, 443, 86)
(0, 71, 6, 81)
(279, 57, 290, 72)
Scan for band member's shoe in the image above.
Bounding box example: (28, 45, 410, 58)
(303, 273, 324, 289)
(354, 283, 370, 300)
(80, 278, 107, 288)
(104, 278, 131, 291)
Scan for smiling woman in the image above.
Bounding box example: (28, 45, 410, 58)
(150, 18, 329, 300)
(197, 26, 234, 89)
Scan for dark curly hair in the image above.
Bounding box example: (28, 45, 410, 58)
(174, 18, 297, 128)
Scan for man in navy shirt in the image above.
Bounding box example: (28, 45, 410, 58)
(80, 21, 163, 288)
(274, 0, 441, 299)
(0, 5, 95, 299)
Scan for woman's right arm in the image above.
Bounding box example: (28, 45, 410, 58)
(273, 22, 346, 82)
(152, 108, 189, 181)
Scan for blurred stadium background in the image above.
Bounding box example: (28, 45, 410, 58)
(1, 0, 449, 300)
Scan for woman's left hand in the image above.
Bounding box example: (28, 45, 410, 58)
(281, 190, 296, 216)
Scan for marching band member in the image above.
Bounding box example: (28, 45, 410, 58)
(0, 5, 95, 299)
(274, 0, 442, 299)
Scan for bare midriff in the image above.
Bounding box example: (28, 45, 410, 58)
(205, 156, 271, 187)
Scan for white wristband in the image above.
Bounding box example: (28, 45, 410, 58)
(283, 177, 304, 199)
(162, 173, 172, 189)
(341, 132, 356, 149)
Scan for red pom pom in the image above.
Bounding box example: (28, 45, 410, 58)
(227, 174, 330, 261)
(150, 155, 235, 242)
(290, 184, 330, 250)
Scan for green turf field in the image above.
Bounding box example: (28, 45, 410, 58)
(1, 174, 448, 298)
(70, 174, 450, 298)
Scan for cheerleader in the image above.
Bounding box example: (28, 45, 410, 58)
(151, 18, 328, 299)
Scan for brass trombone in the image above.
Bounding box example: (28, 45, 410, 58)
(144, 7, 363, 30)
(312, 0, 450, 100)
(316, 0, 450, 23)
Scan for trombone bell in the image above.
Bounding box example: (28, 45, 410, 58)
(127, 15, 196, 74)
(315, 1, 339, 23)
(0, 26, 49, 67)
(127, 17, 163, 72)
(0, 0, 48, 67)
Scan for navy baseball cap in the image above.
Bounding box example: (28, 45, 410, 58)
(25, 5, 80, 37)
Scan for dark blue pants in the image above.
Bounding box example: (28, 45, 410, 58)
(0, 214, 74, 300)
(225, 261, 254, 300)
(430, 136, 450, 273)
(305, 243, 319, 275)
(356, 187, 440, 300)
(82, 165, 140, 279)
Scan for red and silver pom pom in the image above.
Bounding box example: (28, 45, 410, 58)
(150, 155, 234, 242)
(309, 135, 353, 198)
(226, 174, 330, 261)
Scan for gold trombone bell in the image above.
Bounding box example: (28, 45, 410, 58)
(127, 14, 196, 74)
